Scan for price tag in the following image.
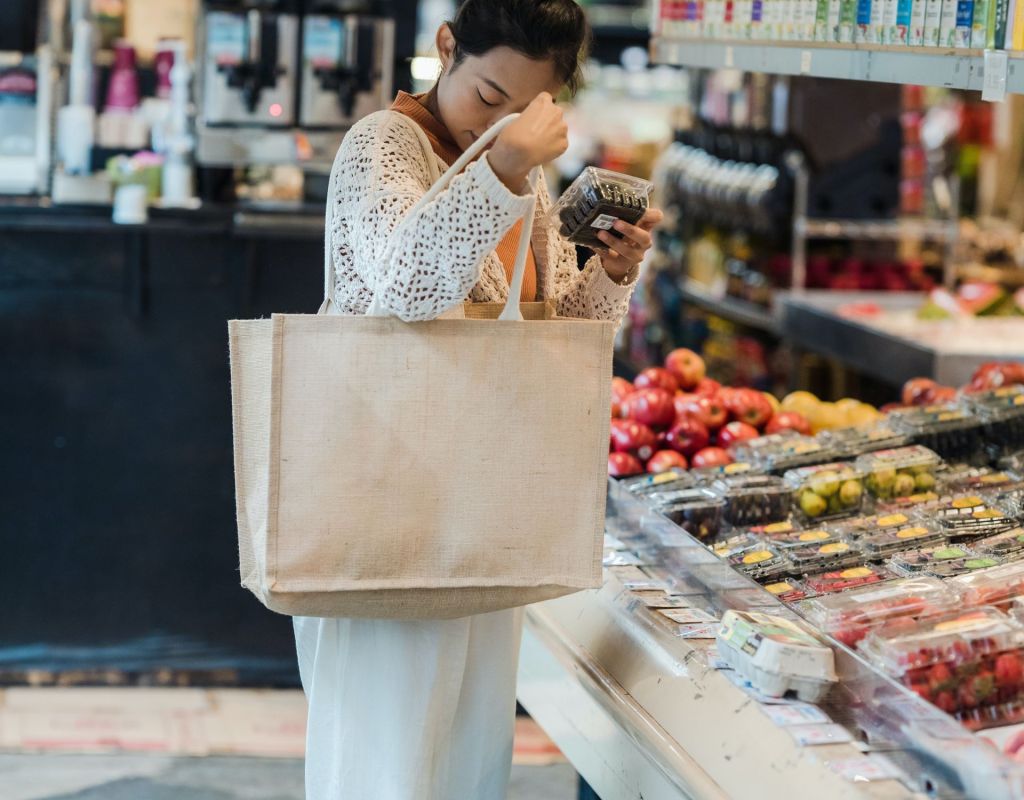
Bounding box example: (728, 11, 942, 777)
(788, 723, 854, 746)
(982, 49, 1009, 103)
(800, 50, 813, 74)
(725, 46, 735, 67)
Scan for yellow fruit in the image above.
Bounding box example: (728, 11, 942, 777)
(836, 398, 861, 413)
(763, 392, 781, 414)
(810, 402, 842, 432)
(782, 391, 819, 413)
(849, 405, 881, 427)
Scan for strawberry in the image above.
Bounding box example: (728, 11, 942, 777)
(973, 672, 997, 703)
(996, 652, 1024, 689)
(929, 663, 955, 692)
(958, 682, 980, 710)
(934, 690, 957, 714)
(909, 681, 933, 702)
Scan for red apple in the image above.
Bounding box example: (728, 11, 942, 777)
(611, 377, 634, 406)
(677, 393, 728, 430)
(634, 367, 679, 394)
(608, 452, 644, 477)
(625, 387, 677, 430)
(665, 417, 710, 458)
(717, 421, 760, 449)
(610, 420, 657, 462)
(664, 348, 706, 391)
(724, 388, 773, 428)
(931, 386, 957, 403)
(691, 447, 733, 469)
(647, 450, 688, 473)
(880, 402, 907, 414)
(765, 411, 812, 436)
(695, 377, 722, 396)
(901, 377, 938, 406)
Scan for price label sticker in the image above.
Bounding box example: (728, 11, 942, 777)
(800, 50, 813, 74)
(982, 49, 1009, 103)
(827, 755, 903, 782)
(725, 46, 735, 67)
(788, 723, 854, 746)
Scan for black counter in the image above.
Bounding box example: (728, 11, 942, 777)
(1, 199, 329, 685)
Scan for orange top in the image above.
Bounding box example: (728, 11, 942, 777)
(389, 91, 537, 303)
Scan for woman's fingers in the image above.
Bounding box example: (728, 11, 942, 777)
(598, 230, 644, 260)
(638, 207, 665, 230)
(611, 220, 653, 250)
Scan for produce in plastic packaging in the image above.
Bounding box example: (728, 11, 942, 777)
(932, 495, 1018, 541)
(769, 526, 844, 549)
(716, 610, 838, 702)
(939, 465, 1024, 495)
(819, 424, 911, 459)
(797, 577, 958, 649)
(887, 404, 986, 464)
(764, 578, 814, 603)
(728, 544, 792, 582)
(971, 528, 1024, 559)
(658, 488, 725, 540)
(856, 445, 942, 500)
(709, 474, 791, 527)
(830, 511, 916, 540)
(733, 432, 837, 474)
(860, 608, 1024, 727)
(857, 521, 946, 558)
(550, 167, 653, 249)
(621, 469, 695, 496)
(889, 544, 975, 575)
(713, 531, 764, 560)
(949, 561, 1024, 611)
(804, 565, 894, 595)
(962, 386, 1024, 460)
(784, 462, 866, 521)
(786, 540, 864, 574)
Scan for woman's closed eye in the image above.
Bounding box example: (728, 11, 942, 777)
(476, 87, 499, 107)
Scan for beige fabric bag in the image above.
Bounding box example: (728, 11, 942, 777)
(228, 113, 615, 619)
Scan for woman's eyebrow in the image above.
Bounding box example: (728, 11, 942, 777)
(481, 77, 511, 99)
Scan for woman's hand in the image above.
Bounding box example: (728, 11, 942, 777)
(488, 93, 569, 192)
(595, 207, 664, 283)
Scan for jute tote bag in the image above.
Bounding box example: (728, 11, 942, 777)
(228, 112, 615, 619)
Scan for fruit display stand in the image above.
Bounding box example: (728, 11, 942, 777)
(516, 479, 1024, 800)
(779, 290, 1024, 387)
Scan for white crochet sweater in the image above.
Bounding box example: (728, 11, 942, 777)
(327, 110, 639, 322)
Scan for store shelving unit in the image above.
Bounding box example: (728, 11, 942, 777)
(651, 38, 1024, 94)
(679, 278, 781, 333)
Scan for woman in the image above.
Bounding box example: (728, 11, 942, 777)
(294, 1, 663, 798)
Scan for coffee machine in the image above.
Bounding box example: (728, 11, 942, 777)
(299, 10, 394, 130)
(196, 0, 301, 165)
(195, 0, 393, 170)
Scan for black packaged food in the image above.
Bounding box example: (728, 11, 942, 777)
(728, 544, 792, 582)
(621, 469, 696, 497)
(550, 167, 653, 249)
(932, 495, 1019, 542)
(659, 488, 726, 541)
(962, 386, 1024, 461)
(887, 404, 986, 465)
(708, 474, 790, 527)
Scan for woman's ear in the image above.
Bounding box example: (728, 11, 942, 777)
(435, 23, 456, 72)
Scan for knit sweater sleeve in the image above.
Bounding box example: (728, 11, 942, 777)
(533, 179, 639, 323)
(329, 111, 534, 322)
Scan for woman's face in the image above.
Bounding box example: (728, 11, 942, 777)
(433, 24, 564, 153)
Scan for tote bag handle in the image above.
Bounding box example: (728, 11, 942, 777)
(320, 112, 540, 321)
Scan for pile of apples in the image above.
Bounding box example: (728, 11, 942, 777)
(610, 349, 819, 477)
(898, 361, 1024, 409)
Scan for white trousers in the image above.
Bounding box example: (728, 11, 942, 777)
(294, 608, 524, 800)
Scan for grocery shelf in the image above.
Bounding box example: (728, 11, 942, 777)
(797, 217, 956, 241)
(680, 278, 781, 334)
(651, 38, 1024, 94)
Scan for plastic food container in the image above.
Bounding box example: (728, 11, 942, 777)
(857, 521, 946, 559)
(727, 544, 792, 582)
(784, 462, 866, 521)
(786, 540, 863, 574)
(889, 544, 975, 575)
(709, 474, 791, 527)
(747, 520, 801, 539)
(764, 578, 814, 603)
(949, 561, 1024, 611)
(991, 489, 1024, 519)
(963, 386, 1024, 460)
(797, 577, 959, 649)
(856, 445, 942, 501)
(550, 167, 652, 249)
(804, 564, 895, 595)
(888, 404, 986, 464)
(860, 608, 1024, 726)
(621, 469, 695, 496)
(734, 433, 837, 474)
(769, 526, 844, 549)
(830, 511, 917, 540)
(712, 531, 763, 560)
(716, 610, 838, 702)
(970, 528, 1024, 559)
(938, 466, 1024, 496)
(690, 460, 757, 482)
(820, 424, 911, 459)
(932, 495, 1018, 542)
(659, 489, 726, 541)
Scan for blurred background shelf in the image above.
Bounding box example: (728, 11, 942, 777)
(679, 278, 781, 334)
(651, 39, 1024, 94)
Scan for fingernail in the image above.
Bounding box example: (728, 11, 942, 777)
(613, 221, 626, 231)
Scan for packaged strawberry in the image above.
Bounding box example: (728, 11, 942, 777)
(948, 560, 1024, 611)
(860, 608, 1024, 728)
(797, 577, 958, 649)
